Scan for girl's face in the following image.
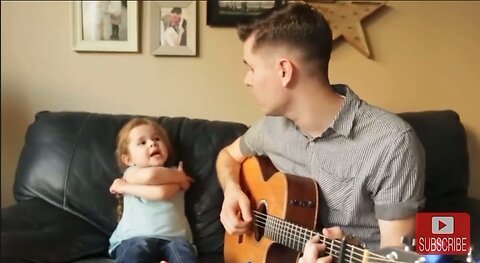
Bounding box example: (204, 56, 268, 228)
(122, 124, 169, 167)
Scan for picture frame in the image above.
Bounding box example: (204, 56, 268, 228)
(149, 1, 197, 56)
(71, 1, 139, 52)
(207, 0, 285, 27)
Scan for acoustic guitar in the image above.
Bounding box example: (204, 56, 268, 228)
(223, 156, 424, 263)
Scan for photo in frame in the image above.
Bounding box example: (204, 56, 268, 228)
(71, 1, 139, 52)
(149, 1, 197, 56)
(207, 0, 285, 27)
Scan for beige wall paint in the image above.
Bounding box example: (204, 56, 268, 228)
(1, 2, 479, 207)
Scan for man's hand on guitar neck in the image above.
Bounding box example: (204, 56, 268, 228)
(220, 183, 253, 235)
(299, 227, 344, 263)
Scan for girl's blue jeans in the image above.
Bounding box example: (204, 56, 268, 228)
(112, 236, 197, 263)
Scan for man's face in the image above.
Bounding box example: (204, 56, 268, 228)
(171, 13, 181, 25)
(243, 36, 287, 116)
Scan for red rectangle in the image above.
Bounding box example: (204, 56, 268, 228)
(416, 212, 470, 255)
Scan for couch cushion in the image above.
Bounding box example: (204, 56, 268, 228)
(13, 111, 247, 255)
(1, 199, 110, 262)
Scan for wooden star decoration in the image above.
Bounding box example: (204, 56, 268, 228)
(305, 1, 386, 58)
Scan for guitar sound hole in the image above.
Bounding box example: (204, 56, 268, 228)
(254, 202, 267, 242)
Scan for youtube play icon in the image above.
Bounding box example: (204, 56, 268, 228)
(432, 216, 454, 234)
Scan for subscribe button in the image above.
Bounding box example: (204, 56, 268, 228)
(416, 212, 470, 255)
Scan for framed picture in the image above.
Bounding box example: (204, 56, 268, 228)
(149, 1, 197, 56)
(71, 1, 139, 52)
(207, 0, 284, 27)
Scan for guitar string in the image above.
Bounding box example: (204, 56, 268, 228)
(252, 219, 365, 262)
(252, 218, 404, 263)
(251, 225, 408, 263)
(253, 210, 368, 260)
(253, 211, 396, 262)
(252, 211, 404, 263)
(253, 222, 358, 262)
(251, 221, 409, 263)
(254, 212, 410, 263)
(250, 219, 408, 263)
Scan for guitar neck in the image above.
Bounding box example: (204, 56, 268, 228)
(255, 211, 369, 263)
(257, 212, 335, 255)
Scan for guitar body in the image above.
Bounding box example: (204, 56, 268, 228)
(224, 157, 320, 263)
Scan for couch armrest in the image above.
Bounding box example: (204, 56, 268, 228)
(1, 199, 110, 262)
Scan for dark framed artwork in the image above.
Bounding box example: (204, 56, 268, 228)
(207, 0, 285, 27)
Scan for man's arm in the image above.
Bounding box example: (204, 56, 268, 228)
(110, 178, 181, 200)
(217, 137, 253, 235)
(378, 216, 416, 248)
(217, 138, 246, 191)
(373, 130, 424, 248)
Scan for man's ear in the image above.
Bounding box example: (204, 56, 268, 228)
(278, 58, 293, 87)
(121, 154, 132, 166)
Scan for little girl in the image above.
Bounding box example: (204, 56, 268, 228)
(109, 117, 197, 263)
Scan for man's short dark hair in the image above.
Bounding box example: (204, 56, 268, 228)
(238, 3, 332, 75)
(171, 7, 182, 15)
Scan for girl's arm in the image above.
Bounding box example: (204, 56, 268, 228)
(124, 163, 192, 188)
(110, 178, 181, 200)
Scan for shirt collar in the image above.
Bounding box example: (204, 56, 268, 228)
(329, 84, 360, 138)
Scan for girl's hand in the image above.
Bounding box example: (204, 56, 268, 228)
(109, 178, 127, 194)
(177, 161, 194, 190)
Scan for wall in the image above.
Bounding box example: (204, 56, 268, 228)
(2, 1, 479, 207)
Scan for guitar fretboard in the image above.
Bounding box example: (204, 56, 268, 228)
(254, 211, 368, 263)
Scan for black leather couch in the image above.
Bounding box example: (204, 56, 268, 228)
(2, 110, 479, 262)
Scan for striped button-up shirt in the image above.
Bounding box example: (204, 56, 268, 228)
(239, 84, 425, 248)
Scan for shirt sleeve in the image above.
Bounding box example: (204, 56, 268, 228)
(370, 129, 426, 220)
(239, 118, 266, 157)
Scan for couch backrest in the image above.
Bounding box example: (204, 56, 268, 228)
(13, 110, 470, 254)
(13, 111, 247, 254)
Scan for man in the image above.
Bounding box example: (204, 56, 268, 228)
(216, 2, 425, 262)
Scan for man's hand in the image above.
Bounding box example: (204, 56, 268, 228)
(109, 178, 127, 194)
(298, 227, 344, 263)
(220, 185, 253, 235)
